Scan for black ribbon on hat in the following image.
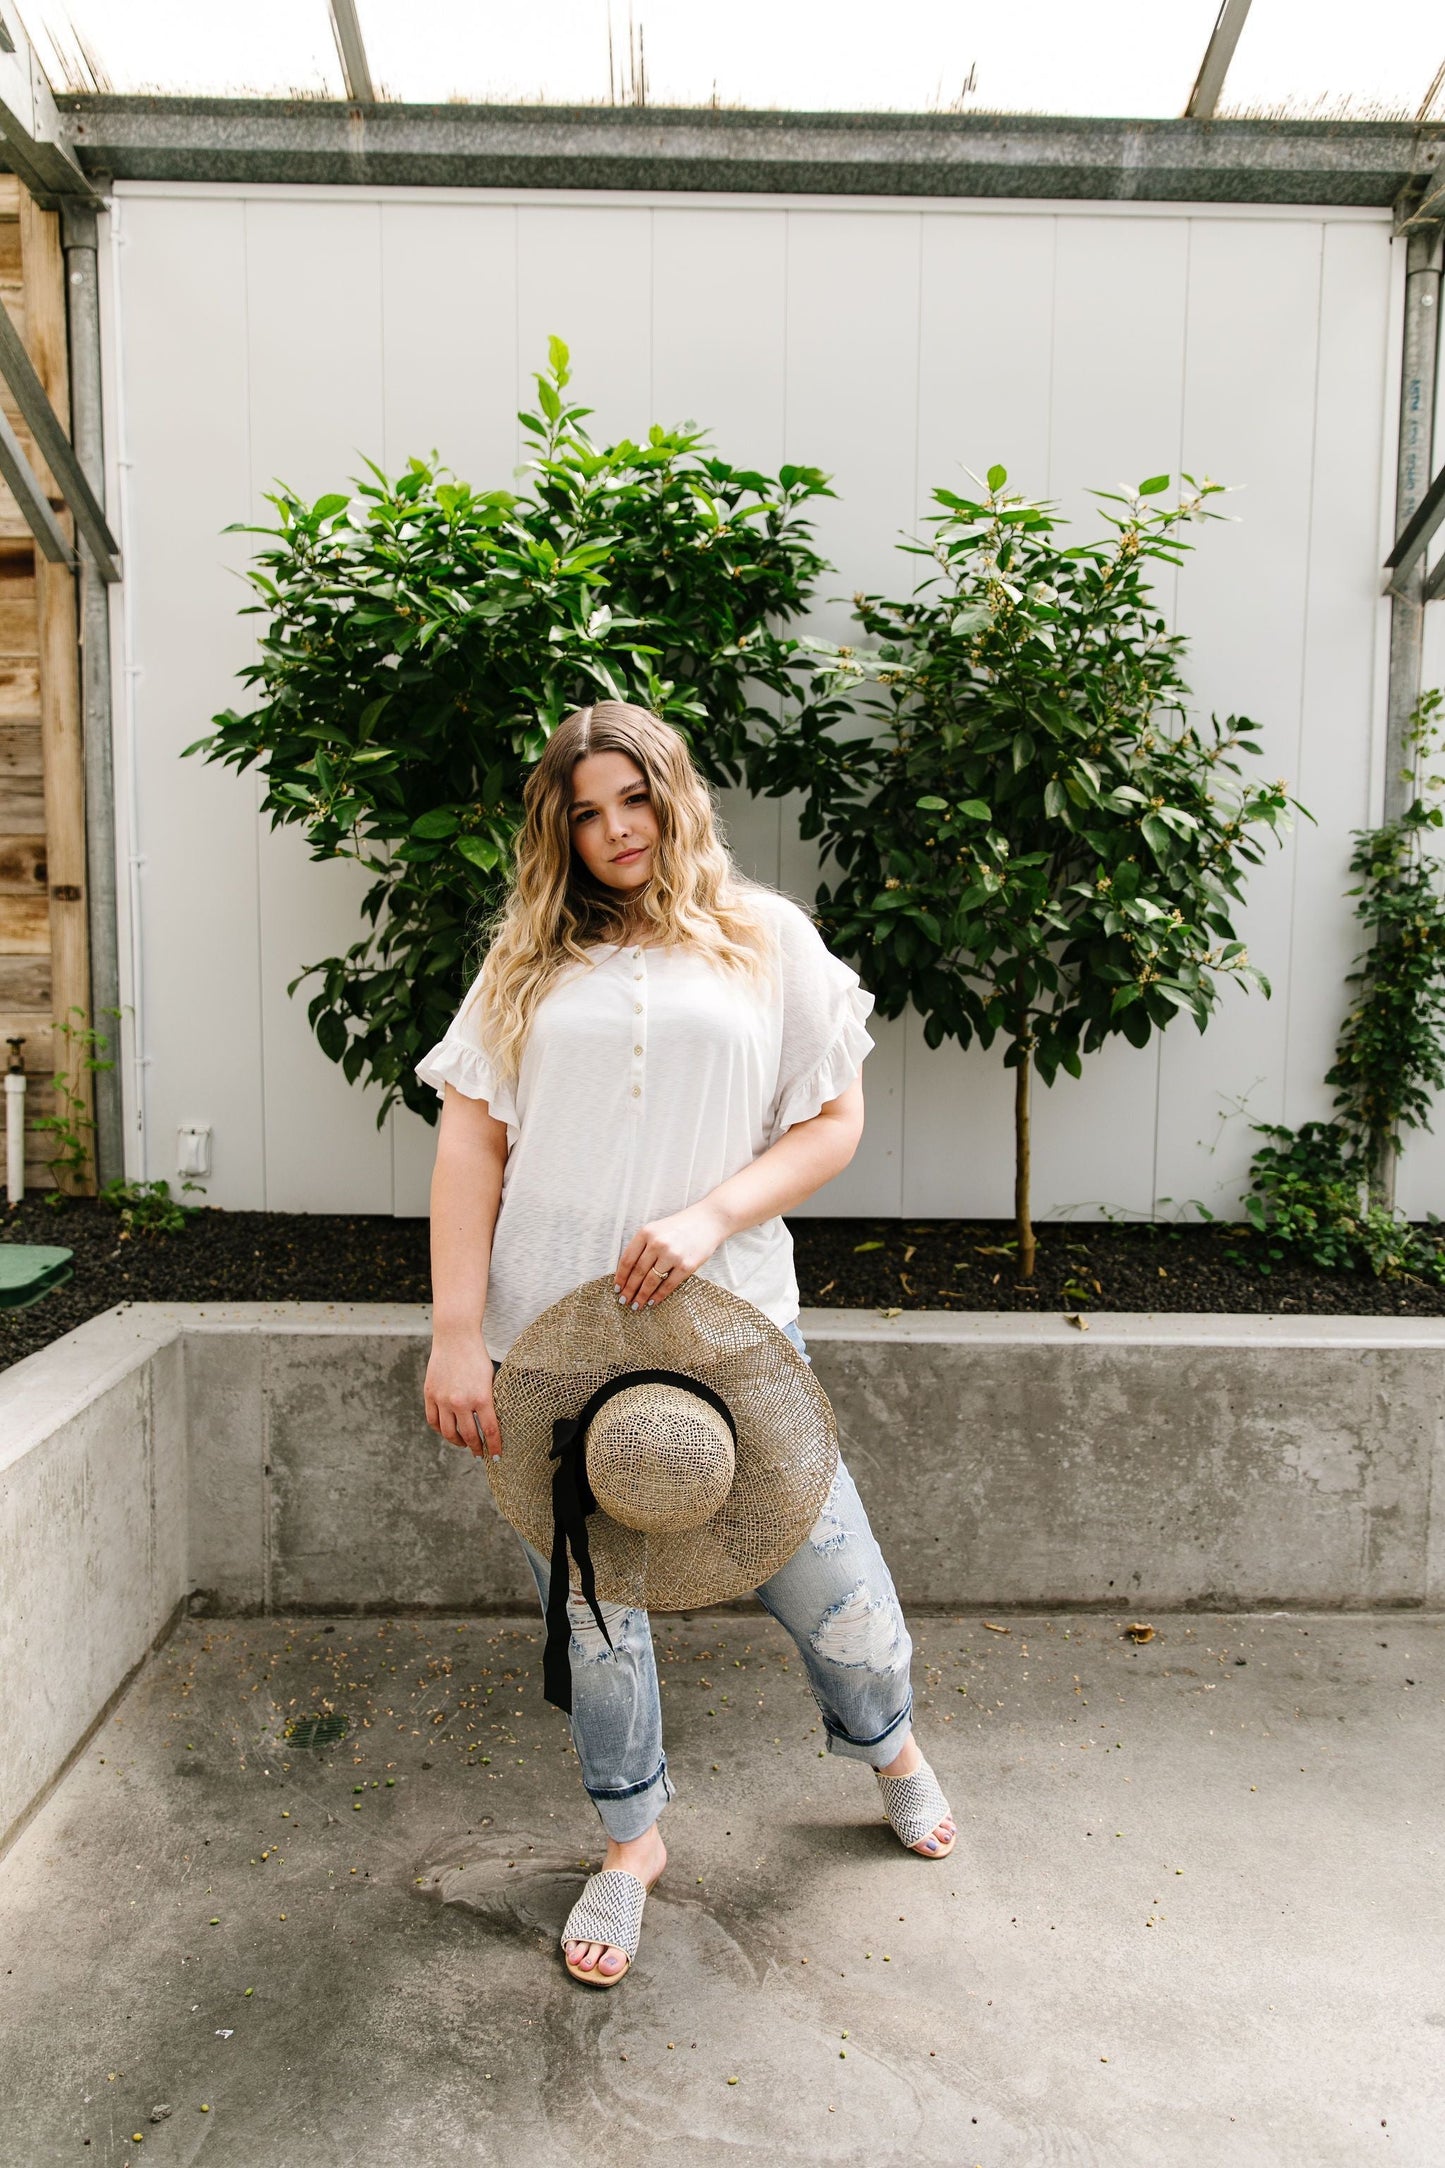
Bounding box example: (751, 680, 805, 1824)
(544, 1367, 740, 1714)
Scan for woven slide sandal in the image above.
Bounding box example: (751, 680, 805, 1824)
(876, 1756, 956, 1858)
(560, 1866, 660, 1988)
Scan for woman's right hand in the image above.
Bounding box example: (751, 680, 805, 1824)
(425, 1330, 503, 1460)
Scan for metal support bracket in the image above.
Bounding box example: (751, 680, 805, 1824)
(0, 13, 98, 204)
(1382, 461, 1445, 593)
(0, 293, 119, 577)
(0, 400, 72, 563)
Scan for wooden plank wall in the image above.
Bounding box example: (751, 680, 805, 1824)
(0, 172, 92, 1196)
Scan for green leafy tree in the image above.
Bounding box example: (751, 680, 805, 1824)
(185, 338, 832, 1124)
(750, 467, 1300, 1279)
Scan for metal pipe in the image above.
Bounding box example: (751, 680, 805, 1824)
(1384, 226, 1443, 829)
(1376, 223, 1443, 1213)
(61, 196, 124, 1189)
(5, 1038, 25, 1205)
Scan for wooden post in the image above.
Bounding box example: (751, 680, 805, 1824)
(20, 190, 93, 1194)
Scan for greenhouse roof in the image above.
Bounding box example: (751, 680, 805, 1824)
(0, 1, 1441, 211)
(13, 1, 1445, 123)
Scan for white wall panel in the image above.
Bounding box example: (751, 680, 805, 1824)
(1286, 222, 1393, 1128)
(108, 186, 1400, 1227)
(514, 204, 654, 445)
(915, 213, 1055, 507)
(652, 205, 788, 945)
(243, 199, 395, 1211)
(782, 208, 923, 641)
(380, 201, 521, 487)
(651, 207, 787, 470)
(112, 195, 263, 1206)
(1157, 219, 1326, 1218)
(380, 201, 523, 1213)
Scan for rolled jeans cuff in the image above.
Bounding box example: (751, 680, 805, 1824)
(821, 1689, 914, 1770)
(583, 1751, 676, 1842)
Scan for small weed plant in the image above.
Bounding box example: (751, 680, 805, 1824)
(31, 1007, 118, 1205)
(99, 1176, 206, 1239)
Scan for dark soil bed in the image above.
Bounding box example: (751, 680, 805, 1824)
(5, 1194, 1445, 1375)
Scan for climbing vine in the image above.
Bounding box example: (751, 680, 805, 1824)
(1243, 689, 1445, 1281)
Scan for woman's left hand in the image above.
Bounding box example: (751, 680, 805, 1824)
(615, 1200, 732, 1309)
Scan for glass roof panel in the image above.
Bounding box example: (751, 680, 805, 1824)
(15, 0, 346, 98)
(355, 0, 1222, 117)
(15, 0, 1445, 124)
(1221, 0, 1445, 121)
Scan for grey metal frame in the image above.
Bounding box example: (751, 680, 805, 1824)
(40, 101, 1445, 207)
(60, 198, 123, 1186)
(1185, 0, 1254, 123)
(328, 0, 375, 106)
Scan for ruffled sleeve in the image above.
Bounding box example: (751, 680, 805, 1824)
(766, 895, 877, 1142)
(414, 967, 520, 1129)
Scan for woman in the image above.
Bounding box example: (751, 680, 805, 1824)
(417, 700, 955, 1987)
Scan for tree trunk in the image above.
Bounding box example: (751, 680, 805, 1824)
(1014, 1035, 1037, 1281)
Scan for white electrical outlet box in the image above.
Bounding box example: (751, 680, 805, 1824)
(177, 1123, 212, 1177)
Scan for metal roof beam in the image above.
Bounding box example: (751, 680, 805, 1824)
(49, 102, 1445, 207)
(1186, 0, 1254, 122)
(0, 292, 120, 578)
(328, 0, 376, 105)
(0, 9, 99, 204)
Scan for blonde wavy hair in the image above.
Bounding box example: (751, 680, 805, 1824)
(465, 702, 783, 1087)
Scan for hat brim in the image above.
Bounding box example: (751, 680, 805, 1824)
(488, 1273, 840, 1611)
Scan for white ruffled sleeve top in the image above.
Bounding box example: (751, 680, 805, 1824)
(414, 887, 877, 1361)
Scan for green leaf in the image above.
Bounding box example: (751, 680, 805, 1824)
(411, 808, 459, 839)
(456, 834, 500, 872)
(986, 465, 1008, 492)
(958, 799, 992, 821)
(1138, 474, 1170, 496)
(312, 493, 350, 520)
(916, 795, 948, 811)
(315, 1010, 349, 1063)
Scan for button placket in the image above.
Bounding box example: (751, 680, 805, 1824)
(630, 947, 645, 1100)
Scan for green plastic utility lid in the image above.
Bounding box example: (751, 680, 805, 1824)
(0, 1245, 74, 1309)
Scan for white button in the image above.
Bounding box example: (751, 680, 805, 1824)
(634, 1044, 643, 1056)
(632, 1084, 641, 1097)
(634, 1002, 643, 1014)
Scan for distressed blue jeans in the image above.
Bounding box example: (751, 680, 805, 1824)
(502, 1318, 916, 1841)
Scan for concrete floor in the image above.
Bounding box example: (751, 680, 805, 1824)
(0, 1608, 1438, 2168)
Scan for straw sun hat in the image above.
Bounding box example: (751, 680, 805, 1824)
(488, 1271, 840, 1711)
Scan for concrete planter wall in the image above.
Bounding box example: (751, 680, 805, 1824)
(3, 1300, 1444, 1852)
